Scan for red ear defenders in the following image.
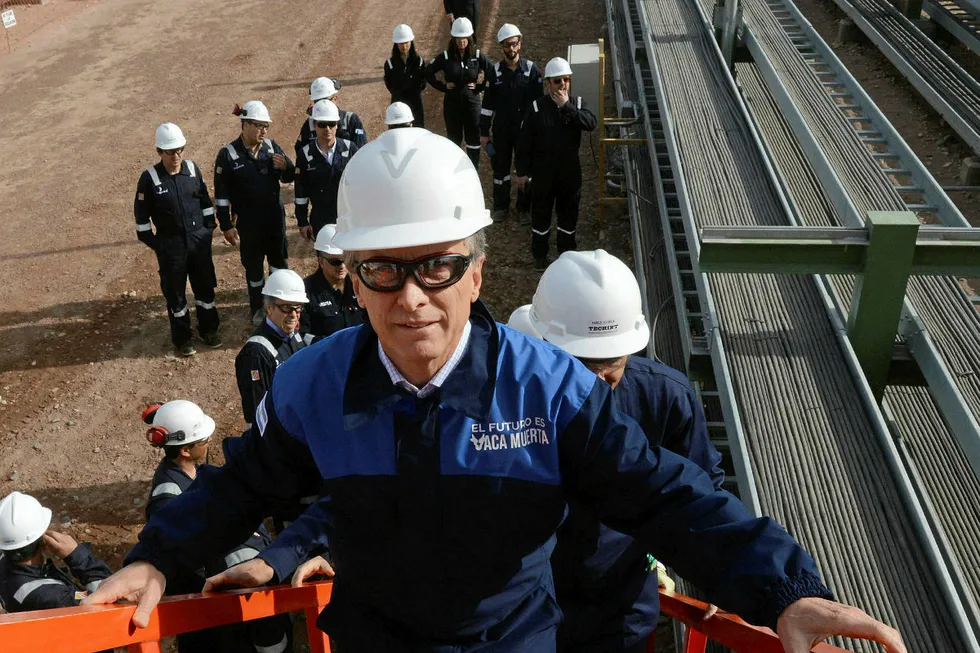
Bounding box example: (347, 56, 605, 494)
(141, 402, 187, 447)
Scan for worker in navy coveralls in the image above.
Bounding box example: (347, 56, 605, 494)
(86, 129, 907, 653)
(522, 250, 724, 652)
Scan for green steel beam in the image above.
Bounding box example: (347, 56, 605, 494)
(697, 212, 980, 401)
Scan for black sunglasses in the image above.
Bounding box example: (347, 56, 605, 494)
(320, 256, 345, 267)
(246, 120, 270, 130)
(549, 77, 571, 84)
(316, 121, 338, 129)
(356, 253, 473, 292)
(157, 147, 184, 156)
(273, 303, 303, 314)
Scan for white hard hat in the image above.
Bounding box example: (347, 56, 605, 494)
(497, 23, 522, 42)
(155, 123, 186, 150)
(262, 269, 309, 303)
(0, 492, 52, 551)
(385, 102, 415, 126)
(314, 224, 344, 255)
(310, 77, 339, 102)
(311, 99, 341, 122)
(530, 250, 650, 358)
(334, 129, 492, 251)
(144, 399, 215, 448)
(507, 304, 541, 338)
(544, 57, 573, 78)
(451, 17, 474, 37)
(239, 100, 272, 123)
(393, 24, 415, 43)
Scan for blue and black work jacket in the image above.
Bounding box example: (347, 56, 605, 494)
(552, 356, 726, 648)
(213, 136, 295, 233)
(294, 139, 358, 236)
(0, 543, 111, 612)
(126, 303, 831, 649)
(134, 160, 215, 252)
(234, 319, 307, 426)
(480, 58, 543, 138)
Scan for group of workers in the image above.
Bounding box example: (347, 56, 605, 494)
(0, 9, 908, 653)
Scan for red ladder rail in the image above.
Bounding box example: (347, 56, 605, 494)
(0, 583, 851, 653)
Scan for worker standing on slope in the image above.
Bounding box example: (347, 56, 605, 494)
(135, 123, 221, 356)
(524, 250, 724, 653)
(296, 77, 367, 154)
(385, 25, 428, 128)
(86, 130, 907, 653)
(515, 58, 597, 269)
(480, 24, 542, 223)
(214, 101, 296, 326)
(444, 0, 480, 30)
(427, 18, 491, 168)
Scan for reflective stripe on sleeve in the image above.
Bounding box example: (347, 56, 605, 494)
(186, 161, 197, 177)
(136, 223, 153, 232)
(481, 108, 494, 117)
(576, 97, 581, 109)
(85, 580, 103, 593)
(13, 579, 63, 604)
(215, 199, 231, 207)
(202, 207, 215, 216)
(151, 482, 182, 498)
(225, 144, 239, 160)
(246, 335, 278, 357)
(146, 166, 162, 187)
(223, 547, 260, 569)
(295, 198, 309, 205)
(532, 100, 538, 113)
(493, 175, 511, 185)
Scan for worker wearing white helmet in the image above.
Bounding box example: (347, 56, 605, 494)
(295, 76, 367, 160)
(300, 224, 366, 341)
(529, 250, 724, 653)
(234, 269, 309, 426)
(294, 99, 360, 241)
(0, 491, 112, 615)
(426, 17, 492, 168)
(140, 400, 293, 653)
(89, 129, 906, 653)
(480, 24, 543, 223)
(505, 303, 540, 337)
(384, 101, 415, 128)
(443, 0, 479, 30)
(384, 25, 428, 128)
(214, 100, 298, 327)
(515, 58, 598, 269)
(134, 123, 221, 356)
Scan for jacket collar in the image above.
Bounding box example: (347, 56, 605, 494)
(343, 299, 498, 428)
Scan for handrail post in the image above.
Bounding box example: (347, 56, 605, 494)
(684, 627, 709, 653)
(306, 602, 331, 653)
(127, 642, 163, 653)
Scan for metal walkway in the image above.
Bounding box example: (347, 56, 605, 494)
(736, 58, 980, 639)
(610, 0, 972, 647)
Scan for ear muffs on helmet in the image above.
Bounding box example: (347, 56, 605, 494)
(142, 402, 186, 448)
(141, 402, 164, 425)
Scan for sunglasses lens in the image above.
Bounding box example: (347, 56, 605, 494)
(326, 258, 345, 266)
(417, 255, 470, 287)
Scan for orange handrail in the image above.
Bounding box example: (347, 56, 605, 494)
(0, 582, 851, 653)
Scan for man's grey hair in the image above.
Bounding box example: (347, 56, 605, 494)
(344, 228, 488, 269)
(263, 295, 277, 308)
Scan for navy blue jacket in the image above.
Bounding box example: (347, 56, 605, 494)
(0, 543, 111, 612)
(480, 58, 543, 138)
(553, 357, 725, 650)
(127, 306, 830, 649)
(294, 138, 358, 236)
(214, 136, 295, 233)
(134, 160, 215, 252)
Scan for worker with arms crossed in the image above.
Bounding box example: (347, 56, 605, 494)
(86, 129, 906, 653)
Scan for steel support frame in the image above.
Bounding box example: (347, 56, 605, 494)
(923, 0, 980, 57)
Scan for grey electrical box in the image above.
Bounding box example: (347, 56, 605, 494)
(566, 43, 600, 113)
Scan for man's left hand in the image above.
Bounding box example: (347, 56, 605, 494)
(776, 598, 906, 653)
(446, 13, 454, 23)
(552, 88, 569, 108)
(299, 225, 313, 241)
(203, 558, 275, 592)
(42, 531, 78, 559)
(272, 153, 287, 170)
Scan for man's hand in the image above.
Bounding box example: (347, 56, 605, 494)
(480, 136, 490, 147)
(81, 562, 167, 629)
(291, 556, 336, 587)
(223, 228, 240, 247)
(203, 558, 275, 592)
(446, 13, 454, 23)
(514, 175, 529, 189)
(272, 153, 287, 170)
(299, 225, 313, 241)
(447, 81, 456, 90)
(42, 531, 78, 559)
(552, 88, 569, 108)
(777, 598, 906, 653)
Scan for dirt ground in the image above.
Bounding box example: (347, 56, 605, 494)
(0, 0, 621, 582)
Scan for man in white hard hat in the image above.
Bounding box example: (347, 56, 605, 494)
(234, 269, 308, 427)
(426, 17, 491, 168)
(87, 130, 906, 653)
(294, 99, 360, 241)
(384, 102, 415, 129)
(0, 492, 112, 614)
(480, 24, 542, 223)
(385, 25, 427, 128)
(526, 250, 724, 653)
(515, 57, 598, 269)
(300, 225, 366, 341)
(214, 101, 297, 327)
(135, 123, 222, 356)
(296, 77, 367, 158)
(140, 401, 292, 653)
(444, 0, 479, 29)
(505, 303, 540, 337)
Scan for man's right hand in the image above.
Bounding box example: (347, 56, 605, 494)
(291, 556, 336, 587)
(223, 228, 240, 247)
(299, 225, 313, 241)
(203, 558, 275, 592)
(81, 561, 167, 629)
(446, 13, 454, 23)
(42, 530, 78, 559)
(514, 175, 529, 189)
